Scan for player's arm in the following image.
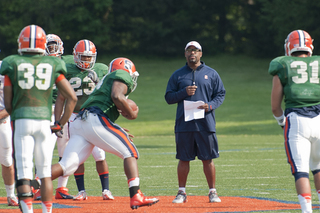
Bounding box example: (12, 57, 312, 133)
(56, 78, 77, 126)
(271, 75, 285, 127)
(111, 80, 138, 120)
(0, 109, 9, 120)
(54, 91, 66, 123)
(3, 75, 13, 114)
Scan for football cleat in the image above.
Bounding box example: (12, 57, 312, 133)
(102, 189, 114, 200)
(55, 187, 74, 199)
(7, 196, 19, 206)
(73, 190, 87, 201)
(33, 188, 41, 201)
(172, 190, 187, 203)
(208, 191, 221, 203)
(130, 190, 159, 210)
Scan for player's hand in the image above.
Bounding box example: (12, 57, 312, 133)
(186, 85, 197, 96)
(55, 130, 64, 138)
(87, 70, 99, 84)
(123, 127, 134, 142)
(51, 121, 63, 133)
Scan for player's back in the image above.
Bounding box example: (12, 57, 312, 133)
(269, 55, 320, 108)
(0, 54, 67, 121)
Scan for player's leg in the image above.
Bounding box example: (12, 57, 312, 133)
(92, 147, 114, 200)
(73, 163, 87, 200)
(197, 131, 221, 203)
(34, 119, 55, 213)
(82, 111, 158, 209)
(13, 119, 37, 212)
(285, 113, 312, 213)
(55, 121, 74, 199)
(0, 118, 18, 206)
(310, 113, 320, 205)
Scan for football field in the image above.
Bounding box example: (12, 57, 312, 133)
(1, 55, 319, 212)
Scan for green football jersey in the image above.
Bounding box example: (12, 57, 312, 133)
(52, 55, 75, 104)
(66, 62, 108, 112)
(81, 69, 133, 122)
(268, 55, 320, 109)
(0, 54, 67, 120)
(61, 55, 75, 64)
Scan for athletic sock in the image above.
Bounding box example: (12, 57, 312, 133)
(42, 201, 52, 213)
(5, 184, 15, 197)
(20, 198, 33, 213)
(99, 171, 109, 191)
(128, 177, 140, 198)
(74, 173, 85, 191)
(317, 190, 320, 204)
(209, 188, 217, 194)
(179, 187, 186, 193)
(298, 193, 312, 213)
(57, 176, 69, 189)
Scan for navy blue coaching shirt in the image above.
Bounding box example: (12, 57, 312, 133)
(165, 61, 225, 133)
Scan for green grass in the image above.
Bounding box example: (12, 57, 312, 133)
(0, 55, 314, 212)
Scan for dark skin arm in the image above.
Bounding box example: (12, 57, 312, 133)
(55, 78, 77, 126)
(3, 85, 12, 115)
(186, 85, 209, 112)
(111, 80, 138, 120)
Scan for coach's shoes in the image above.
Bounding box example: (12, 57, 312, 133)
(55, 187, 74, 199)
(102, 189, 114, 200)
(209, 191, 221, 203)
(73, 190, 87, 201)
(130, 190, 159, 209)
(7, 196, 19, 206)
(172, 190, 187, 203)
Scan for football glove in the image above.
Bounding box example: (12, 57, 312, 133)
(87, 70, 99, 84)
(51, 121, 63, 133)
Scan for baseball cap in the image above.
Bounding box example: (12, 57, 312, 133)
(185, 41, 202, 51)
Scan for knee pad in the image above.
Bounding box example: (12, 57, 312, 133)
(312, 169, 320, 176)
(17, 192, 33, 199)
(16, 179, 34, 199)
(293, 172, 309, 181)
(16, 179, 31, 188)
(0, 157, 12, 167)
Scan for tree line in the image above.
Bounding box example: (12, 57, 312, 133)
(1, 0, 320, 58)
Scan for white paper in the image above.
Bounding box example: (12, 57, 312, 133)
(184, 100, 205, 122)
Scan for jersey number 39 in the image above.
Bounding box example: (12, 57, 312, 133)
(18, 63, 52, 90)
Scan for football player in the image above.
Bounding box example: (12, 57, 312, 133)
(0, 65, 19, 206)
(50, 57, 159, 209)
(0, 25, 77, 213)
(270, 30, 320, 213)
(54, 39, 114, 201)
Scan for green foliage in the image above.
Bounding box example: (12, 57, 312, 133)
(1, 1, 320, 59)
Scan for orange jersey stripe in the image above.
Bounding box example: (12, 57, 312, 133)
(55, 74, 66, 84)
(4, 75, 12, 86)
(284, 117, 296, 173)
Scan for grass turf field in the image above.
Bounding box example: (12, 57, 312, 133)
(1, 54, 318, 212)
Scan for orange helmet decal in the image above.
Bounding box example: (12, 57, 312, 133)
(284, 30, 313, 56)
(17, 25, 47, 55)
